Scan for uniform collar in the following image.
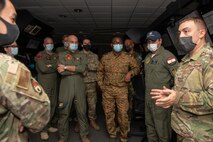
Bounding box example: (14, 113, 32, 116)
(112, 51, 123, 56)
(182, 42, 209, 62)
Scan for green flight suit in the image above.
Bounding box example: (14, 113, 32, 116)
(144, 46, 178, 142)
(35, 50, 58, 131)
(57, 50, 88, 141)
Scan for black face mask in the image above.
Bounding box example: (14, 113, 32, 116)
(124, 45, 132, 52)
(83, 45, 91, 51)
(0, 17, 20, 46)
(178, 37, 196, 55)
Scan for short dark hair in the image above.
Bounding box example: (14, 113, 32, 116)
(111, 36, 123, 43)
(179, 17, 207, 31)
(0, 0, 5, 12)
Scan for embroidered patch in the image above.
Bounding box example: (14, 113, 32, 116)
(66, 54, 72, 60)
(167, 57, 176, 65)
(37, 53, 43, 59)
(8, 61, 18, 74)
(16, 67, 30, 90)
(74, 57, 80, 61)
(31, 79, 42, 94)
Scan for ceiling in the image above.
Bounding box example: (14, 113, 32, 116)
(12, 0, 176, 42)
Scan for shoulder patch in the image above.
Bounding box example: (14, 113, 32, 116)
(36, 53, 43, 59)
(31, 78, 42, 94)
(16, 67, 30, 90)
(8, 61, 19, 74)
(167, 57, 176, 65)
(66, 54, 72, 60)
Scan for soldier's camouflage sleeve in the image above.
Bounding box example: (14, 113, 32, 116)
(75, 53, 88, 74)
(97, 56, 105, 90)
(129, 56, 140, 77)
(176, 61, 213, 115)
(35, 52, 56, 73)
(88, 54, 99, 71)
(0, 56, 50, 132)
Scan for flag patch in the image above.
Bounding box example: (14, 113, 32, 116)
(167, 57, 176, 64)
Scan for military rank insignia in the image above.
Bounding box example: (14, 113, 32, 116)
(31, 78, 42, 95)
(36, 53, 43, 59)
(66, 54, 72, 60)
(167, 57, 176, 65)
(74, 57, 80, 61)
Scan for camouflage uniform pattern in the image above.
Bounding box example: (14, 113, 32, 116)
(126, 52, 142, 123)
(57, 50, 89, 141)
(80, 50, 99, 120)
(98, 51, 140, 142)
(0, 53, 50, 142)
(172, 43, 213, 142)
(144, 46, 178, 142)
(35, 50, 58, 130)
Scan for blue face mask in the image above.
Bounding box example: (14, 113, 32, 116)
(11, 47, 18, 56)
(46, 44, 54, 51)
(69, 43, 78, 51)
(113, 44, 123, 52)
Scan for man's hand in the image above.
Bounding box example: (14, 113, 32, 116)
(125, 72, 132, 82)
(18, 122, 24, 132)
(57, 64, 65, 73)
(68, 65, 76, 72)
(150, 86, 177, 108)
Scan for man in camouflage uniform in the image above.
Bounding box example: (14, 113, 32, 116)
(80, 38, 100, 130)
(0, 0, 50, 142)
(35, 37, 58, 140)
(151, 17, 213, 142)
(98, 37, 140, 142)
(124, 38, 142, 132)
(57, 35, 89, 142)
(144, 31, 179, 142)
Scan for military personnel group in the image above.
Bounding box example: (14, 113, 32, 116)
(0, 0, 212, 142)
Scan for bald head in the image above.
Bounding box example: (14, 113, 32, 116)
(67, 35, 78, 44)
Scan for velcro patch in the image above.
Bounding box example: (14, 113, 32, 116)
(8, 61, 18, 74)
(37, 53, 43, 59)
(167, 57, 176, 64)
(66, 54, 72, 60)
(16, 67, 30, 90)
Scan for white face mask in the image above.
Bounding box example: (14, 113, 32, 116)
(147, 43, 158, 52)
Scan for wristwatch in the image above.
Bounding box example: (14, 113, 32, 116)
(64, 66, 67, 70)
